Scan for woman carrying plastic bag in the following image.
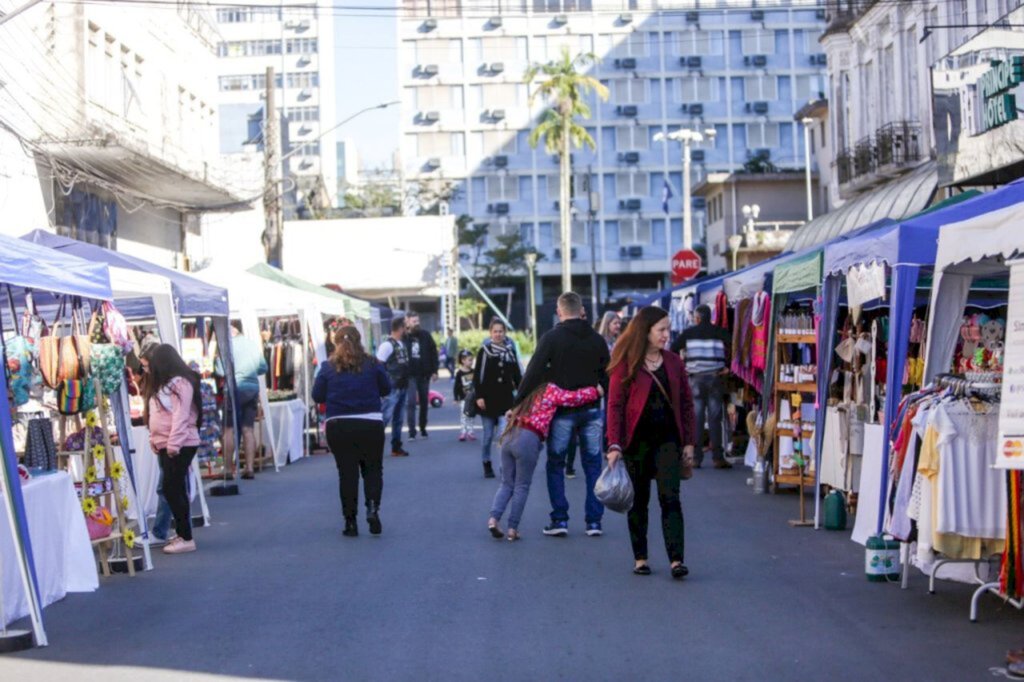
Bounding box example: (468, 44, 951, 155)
(604, 307, 698, 580)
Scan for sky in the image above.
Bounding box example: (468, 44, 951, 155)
(333, 5, 400, 172)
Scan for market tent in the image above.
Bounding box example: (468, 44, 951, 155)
(925, 180, 1024, 384)
(248, 262, 371, 327)
(815, 184, 1024, 533)
(0, 233, 114, 647)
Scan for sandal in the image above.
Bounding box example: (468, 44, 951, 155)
(506, 529, 520, 542)
(488, 519, 503, 539)
(633, 563, 651, 575)
(671, 563, 689, 580)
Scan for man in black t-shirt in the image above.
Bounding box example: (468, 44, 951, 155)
(403, 313, 439, 439)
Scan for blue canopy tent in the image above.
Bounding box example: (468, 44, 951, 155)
(23, 230, 239, 525)
(815, 186, 1024, 534)
(0, 233, 114, 647)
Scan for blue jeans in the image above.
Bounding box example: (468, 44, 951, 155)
(382, 387, 407, 448)
(690, 372, 725, 464)
(490, 427, 542, 530)
(480, 415, 507, 463)
(546, 406, 604, 524)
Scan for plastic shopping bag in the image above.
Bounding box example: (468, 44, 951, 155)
(594, 460, 634, 513)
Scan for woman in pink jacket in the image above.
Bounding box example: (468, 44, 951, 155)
(142, 344, 203, 555)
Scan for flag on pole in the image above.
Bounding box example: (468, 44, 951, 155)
(662, 179, 675, 215)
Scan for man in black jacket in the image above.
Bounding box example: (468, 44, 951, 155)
(404, 313, 439, 439)
(516, 292, 609, 537)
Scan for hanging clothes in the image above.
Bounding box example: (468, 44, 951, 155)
(713, 290, 729, 331)
(751, 292, 770, 372)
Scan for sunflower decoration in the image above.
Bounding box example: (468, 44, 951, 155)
(110, 462, 125, 480)
(84, 411, 99, 428)
(84, 465, 97, 484)
(120, 496, 130, 512)
(122, 528, 136, 549)
(91, 444, 106, 462)
(81, 497, 97, 514)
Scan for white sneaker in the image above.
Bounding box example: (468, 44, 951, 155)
(162, 537, 196, 554)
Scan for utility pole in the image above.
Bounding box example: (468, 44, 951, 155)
(585, 166, 598, 323)
(262, 66, 283, 267)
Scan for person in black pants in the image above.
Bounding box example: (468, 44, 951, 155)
(403, 313, 439, 440)
(312, 325, 391, 537)
(141, 344, 204, 555)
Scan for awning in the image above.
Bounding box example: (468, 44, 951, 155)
(247, 263, 372, 321)
(773, 250, 823, 295)
(786, 162, 938, 252)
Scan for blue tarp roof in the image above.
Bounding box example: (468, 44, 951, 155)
(824, 185, 1024, 275)
(0, 232, 112, 301)
(23, 230, 229, 318)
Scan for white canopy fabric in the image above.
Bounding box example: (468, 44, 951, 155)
(924, 201, 1024, 383)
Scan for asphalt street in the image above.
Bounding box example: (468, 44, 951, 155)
(4, 383, 1023, 681)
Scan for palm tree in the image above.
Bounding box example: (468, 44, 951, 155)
(525, 48, 608, 294)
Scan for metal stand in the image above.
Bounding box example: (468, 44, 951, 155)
(788, 464, 814, 527)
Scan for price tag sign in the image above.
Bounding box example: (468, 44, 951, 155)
(997, 260, 1024, 469)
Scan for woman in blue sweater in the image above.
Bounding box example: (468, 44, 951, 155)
(312, 326, 391, 537)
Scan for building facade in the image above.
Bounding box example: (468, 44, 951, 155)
(398, 0, 828, 303)
(0, 0, 242, 267)
(214, 0, 339, 215)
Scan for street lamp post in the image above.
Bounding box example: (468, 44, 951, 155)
(728, 234, 744, 272)
(654, 127, 717, 250)
(524, 251, 538, 344)
(741, 204, 760, 270)
(801, 117, 814, 222)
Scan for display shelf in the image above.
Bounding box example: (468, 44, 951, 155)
(777, 382, 818, 393)
(777, 333, 817, 344)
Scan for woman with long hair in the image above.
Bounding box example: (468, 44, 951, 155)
(596, 311, 623, 352)
(473, 319, 522, 479)
(312, 326, 391, 537)
(605, 306, 697, 579)
(141, 344, 203, 554)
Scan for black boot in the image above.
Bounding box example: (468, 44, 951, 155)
(366, 502, 382, 535)
(483, 461, 496, 478)
(343, 517, 358, 537)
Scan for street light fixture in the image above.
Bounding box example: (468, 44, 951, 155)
(801, 117, 814, 222)
(654, 126, 716, 250)
(728, 234, 744, 272)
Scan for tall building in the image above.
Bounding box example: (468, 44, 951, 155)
(336, 138, 360, 202)
(398, 0, 828, 307)
(214, 0, 338, 215)
(0, 0, 242, 267)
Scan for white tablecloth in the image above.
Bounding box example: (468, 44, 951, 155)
(1, 471, 98, 626)
(267, 399, 306, 467)
(851, 424, 885, 546)
(124, 426, 198, 520)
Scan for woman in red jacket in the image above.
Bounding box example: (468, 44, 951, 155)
(606, 306, 697, 579)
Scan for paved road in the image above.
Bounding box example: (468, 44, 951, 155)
(4, 384, 1023, 681)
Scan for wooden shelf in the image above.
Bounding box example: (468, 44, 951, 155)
(775, 472, 815, 488)
(777, 333, 817, 344)
(777, 382, 817, 393)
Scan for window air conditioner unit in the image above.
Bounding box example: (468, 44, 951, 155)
(620, 198, 642, 211)
(490, 108, 506, 121)
(685, 11, 699, 22)
(420, 64, 439, 76)
(619, 13, 633, 24)
(815, 54, 828, 66)
(688, 103, 703, 116)
(297, 54, 312, 66)
(816, 8, 826, 19)
(489, 62, 505, 74)
(752, 101, 769, 114)
(425, 157, 441, 169)
(619, 245, 644, 258)
(687, 56, 702, 69)
(298, 20, 311, 30)
(751, 10, 764, 20)
(691, 197, 706, 209)
(422, 18, 437, 31)
(493, 155, 508, 168)
(422, 110, 440, 123)
(617, 105, 638, 117)
(489, 16, 503, 28)
(691, 150, 705, 162)
(299, 88, 312, 98)
(284, 21, 297, 29)
(752, 55, 768, 67)
(554, 247, 577, 260)
(553, 14, 568, 25)
(615, 57, 637, 70)
(494, 202, 510, 215)
(621, 151, 641, 164)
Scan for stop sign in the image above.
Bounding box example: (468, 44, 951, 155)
(671, 249, 702, 285)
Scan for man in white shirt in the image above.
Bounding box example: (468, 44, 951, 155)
(376, 317, 410, 456)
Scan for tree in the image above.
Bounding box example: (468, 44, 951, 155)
(458, 297, 486, 330)
(480, 231, 537, 289)
(743, 149, 779, 174)
(525, 48, 608, 294)
(457, 214, 488, 276)
(408, 178, 461, 216)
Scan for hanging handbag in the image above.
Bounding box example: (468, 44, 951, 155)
(38, 297, 91, 388)
(57, 377, 96, 416)
(90, 343, 124, 396)
(101, 301, 133, 354)
(3, 286, 36, 407)
(85, 507, 114, 541)
(24, 417, 56, 470)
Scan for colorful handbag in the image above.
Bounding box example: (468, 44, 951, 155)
(38, 298, 91, 389)
(57, 378, 95, 416)
(91, 343, 124, 395)
(24, 418, 56, 470)
(101, 302, 133, 354)
(85, 507, 114, 541)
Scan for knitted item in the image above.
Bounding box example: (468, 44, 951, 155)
(1001, 471, 1023, 599)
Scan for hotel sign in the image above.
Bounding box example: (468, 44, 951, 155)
(980, 56, 1024, 132)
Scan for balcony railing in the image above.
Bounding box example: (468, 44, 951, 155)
(875, 121, 921, 169)
(824, 0, 879, 35)
(835, 120, 922, 190)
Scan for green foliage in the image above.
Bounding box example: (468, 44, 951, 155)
(524, 48, 609, 155)
(742, 150, 779, 174)
(457, 298, 486, 329)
